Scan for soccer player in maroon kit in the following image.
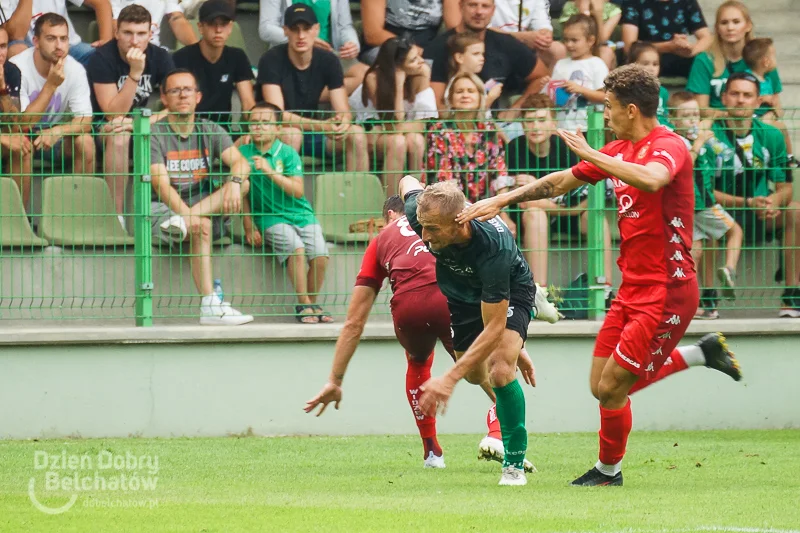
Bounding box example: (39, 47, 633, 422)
(304, 195, 540, 469)
(458, 64, 742, 486)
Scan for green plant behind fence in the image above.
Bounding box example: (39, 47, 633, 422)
(0, 109, 797, 324)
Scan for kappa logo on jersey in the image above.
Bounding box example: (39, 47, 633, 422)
(652, 149, 676, 169)
(645, 362, 655, 372)
(670, 251, 684, 261)
(669, 233, 682, 244)
(658, 331, 672, 339)
(666, 314, 681, 325)
(651, 347, 663, 356)
(664, 356, 673, 366)
(507, 306, 514, 318)
(672, 268, 686, 278)
(670, 217, 685, 228)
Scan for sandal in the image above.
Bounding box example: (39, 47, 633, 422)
(295, 305, 319, 324)
(313, 306, 334, 323)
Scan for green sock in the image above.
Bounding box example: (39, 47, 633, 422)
(493, 379, 527, 469)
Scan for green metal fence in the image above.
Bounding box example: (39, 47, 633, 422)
(0, 108, 797, 324)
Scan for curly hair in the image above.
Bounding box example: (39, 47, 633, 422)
(603, 64, 660, 118)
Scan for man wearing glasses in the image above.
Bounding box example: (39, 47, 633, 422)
(150, 68, 254, 326)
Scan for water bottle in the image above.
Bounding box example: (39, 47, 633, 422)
(708, 137, 734, 161)
(213, 279, 224, 302)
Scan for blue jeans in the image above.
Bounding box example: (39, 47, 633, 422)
(69, 42, 96, 67)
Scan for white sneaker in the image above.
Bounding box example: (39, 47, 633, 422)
(423, 451, 446, 469)
(478, 436, 536, 473)
(498, 466, 527, 486)
(160, 215, 187, 244)
(117, 215, 127, 231)
(200, 295, 254, 326)
(533, 283, 562, 324)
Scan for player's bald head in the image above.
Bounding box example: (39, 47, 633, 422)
(417, 181, 466, 223)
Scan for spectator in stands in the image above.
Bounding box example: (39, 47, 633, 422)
(620, 0, 711, 78)
(628, 41, 670, 127)
(360, 0, 446, 64)
(349, 37, 436, 196)
(487, 0, 566, 71)
(558, 0, 621, 68)
(260, 0, 359, 61)
(151, 68, 254, 326)
(10, 14, 95, 201)
(257, 4, 368, 172)
(505, 92, 612, 291)
(548, 14, 607, 132)
(742, 38, 796, 168)
(87, 4, 175, 225)
(425, 72, 515, 229)
(424, 0, 548, 114)
(240, 102, 333, 324)
(111, 0, 198, 48)
(172, 0, 255, 128)
(0, 25, 31, 207)
(668, 91, 741, 320)
(446, 31, 502, 109)
(687, 1, 782, 120)
(711, 73, 800, 319)
(2, 0, 113, 67)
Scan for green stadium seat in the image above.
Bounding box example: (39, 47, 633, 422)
(313, 172, 384, 243)
(0, 178, 49, 247)
(40, 176, 136, 246)
(88, 20, 99, 43)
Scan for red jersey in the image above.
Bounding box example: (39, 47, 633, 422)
(355, 216, 438, 302)
(572, 126, 696, 286)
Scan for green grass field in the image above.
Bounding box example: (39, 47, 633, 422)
(1, 430, 798, 532)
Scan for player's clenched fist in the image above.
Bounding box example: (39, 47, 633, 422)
(126, 47, 146, 78)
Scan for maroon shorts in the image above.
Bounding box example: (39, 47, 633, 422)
(593, 280, 699, 379)
(391, 286, 454, 360)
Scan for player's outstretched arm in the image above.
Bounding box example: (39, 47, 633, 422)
(419, 300, 509, 416)
(304, 286, 378, 416)
(558, 129, 672, 193)
(456, 169, 583, 223)
(399, 175, 424, 198)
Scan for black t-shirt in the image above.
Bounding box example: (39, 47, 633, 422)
(621, 0, 707, 43)
(424, 29, 537, 94)
(87, 40, 175, 113)
(3, 61, 22, 100)
(172, 44, 254, 125)
(256, 44, 344, 117)
(404, 189, 534, 306)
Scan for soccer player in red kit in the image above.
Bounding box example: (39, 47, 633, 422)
(458, 64, 742, 486)
(304, 195, 543, 469)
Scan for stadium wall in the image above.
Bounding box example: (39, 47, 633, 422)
(1, 320, 798, 440)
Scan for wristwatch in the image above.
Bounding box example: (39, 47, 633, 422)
(230, 177, 244, 184)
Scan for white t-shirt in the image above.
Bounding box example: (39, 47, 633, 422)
(111, 0, 182, 47)
(0, 0, 85, 45)
(550, 56, 608, 132)
(490, 0, 553, 33)
(10, 47, 92, 125)
(349, 85, 439, 124)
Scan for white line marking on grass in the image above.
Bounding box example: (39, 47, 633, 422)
(565, 527, 800, 533)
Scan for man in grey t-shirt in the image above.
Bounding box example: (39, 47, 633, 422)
(150, 68, 254, 326)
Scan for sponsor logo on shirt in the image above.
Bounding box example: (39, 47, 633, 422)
(221, 74, 229, 83)
(617, 194, 640, 219)
(615, 345, 640, 369)
(164, 148, 210, 184)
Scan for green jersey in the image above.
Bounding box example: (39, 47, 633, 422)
(239, 140, 318, 230)
(710, 118, 788, 199)
(404, 190, 534, 306)
(687, 53, 782, 109)
(680, 136, 716, 211)
(657, 86, 673, 128)
(297, 0, 332, 44)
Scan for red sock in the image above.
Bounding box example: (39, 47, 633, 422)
(598, 399, 632, 466)
(406, 351, 441, 457)
(629, 350, 689, 394)
(486, 404, 502, 439)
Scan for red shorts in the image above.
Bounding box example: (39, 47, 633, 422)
(391, 286, 454, 360)
(594, 280, 699, 379)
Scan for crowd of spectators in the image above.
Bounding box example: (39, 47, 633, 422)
(0, 0, 798, 321)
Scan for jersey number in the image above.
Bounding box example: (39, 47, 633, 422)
(397, 217, 417, 237)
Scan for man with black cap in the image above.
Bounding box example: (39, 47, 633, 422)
(172, 0, 256, 128)
(256, 4, 367, 173)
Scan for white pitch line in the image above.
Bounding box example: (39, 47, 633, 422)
(563, 527, 800, 533)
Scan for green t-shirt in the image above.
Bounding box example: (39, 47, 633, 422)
(558, 1, 621, 25)
(239, 140, 318, 230)
(657, 85, 674, 128)
(687, 53, 783, 109)
(710, 118, 788, 199)
(679, 136, 716, 211)
(297, 0, 332, 44)
(404, 189, 534, 306)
